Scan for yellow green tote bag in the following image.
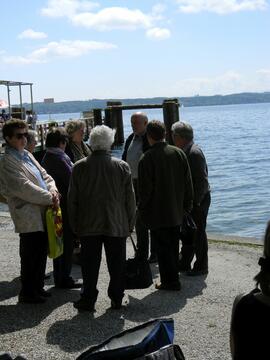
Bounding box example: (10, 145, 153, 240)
(46, 207, 64, 259)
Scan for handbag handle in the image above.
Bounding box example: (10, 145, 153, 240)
(129, 234, 138, 255)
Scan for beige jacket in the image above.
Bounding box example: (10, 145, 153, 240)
(0, 151, 57, 233)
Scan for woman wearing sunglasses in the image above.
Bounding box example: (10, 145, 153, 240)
(0, 119, 59, 304)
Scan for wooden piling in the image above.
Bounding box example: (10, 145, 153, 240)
(106, 101, 124, 146)
(163, 99, 180, 145)
(93, 109, 103, 126)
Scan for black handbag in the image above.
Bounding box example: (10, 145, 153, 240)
(180, 213, 197, 245)
(125, 235, 153, 289)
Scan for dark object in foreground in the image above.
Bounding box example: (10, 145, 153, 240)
(76, 318, 185, 360)
(180, 213, 197, 245)
(125, 235, 153, 289)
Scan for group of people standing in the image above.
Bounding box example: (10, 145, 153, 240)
(2, 113, 270, 359)
(0, 113, 211, 310)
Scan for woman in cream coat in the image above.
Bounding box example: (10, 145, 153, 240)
(0, 120, 59, 304)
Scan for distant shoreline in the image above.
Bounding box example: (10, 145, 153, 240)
(16, 92, 270, 114)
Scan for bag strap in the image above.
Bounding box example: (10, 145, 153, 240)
(129, 234, 138, 254)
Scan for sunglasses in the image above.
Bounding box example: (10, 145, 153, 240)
(14, 132, 28, 139)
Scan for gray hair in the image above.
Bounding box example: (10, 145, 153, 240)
(171, 121, 193, 141)
(89, 125, 115, 151)
(26, 130, 37, 145)
(65, 120, 85, 137)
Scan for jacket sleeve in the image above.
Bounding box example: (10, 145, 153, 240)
(30, 153, 58, 193)
(67, 165, 79, 234)
(137, 154, 154, 213)
(0, 161, 53, 206)
(123, 163, 136, 231)
(188, 148, 208, 204)
(183, 156, 194, 213)
(122, 134, 133, 161)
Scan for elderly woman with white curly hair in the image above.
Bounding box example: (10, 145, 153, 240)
(68, 125, 136, 312)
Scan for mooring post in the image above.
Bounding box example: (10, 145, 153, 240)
(106, 101, 124, 145)
(93, 109, 103, 126)
(163, 99, 180, 145)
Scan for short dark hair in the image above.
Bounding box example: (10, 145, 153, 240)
(146, 120, 165, 141)
(45, 127, 69, 148)
(2, 119, 28, 140)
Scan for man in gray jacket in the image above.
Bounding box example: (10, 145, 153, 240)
(138, 120, 193, 291)
(172, 121, 211, 276)
(68, 125, 136, 311)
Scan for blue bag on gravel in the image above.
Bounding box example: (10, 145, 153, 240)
(76, 318, 181, 360)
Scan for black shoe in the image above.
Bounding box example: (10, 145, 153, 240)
(73, 298, 95, 312)
(186, 269, 208, 276)
(55, 279, 82, 289)
(38, 289, 52, 298)
(110, 300, 122, 309)
(148, 254, 158, 264)
(155, 282, 181, 291)
(18, 294, 46, 304)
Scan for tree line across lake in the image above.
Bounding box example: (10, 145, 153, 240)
(20, 91, 270, 114)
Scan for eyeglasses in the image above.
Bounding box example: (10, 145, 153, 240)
(14, 132, 28, 139)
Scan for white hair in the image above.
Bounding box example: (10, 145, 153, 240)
(89, 125, 115, 151)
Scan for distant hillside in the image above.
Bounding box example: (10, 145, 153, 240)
(21, 92, 270, 114)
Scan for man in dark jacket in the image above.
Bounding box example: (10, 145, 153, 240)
(172, 121, 211, 276)
(138, 120, 193, 291)
(122, 112, 157, 262)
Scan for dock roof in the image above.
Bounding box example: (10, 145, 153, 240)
(0, 80, 33, 86)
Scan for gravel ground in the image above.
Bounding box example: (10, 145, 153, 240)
(0, 215, 263, 360)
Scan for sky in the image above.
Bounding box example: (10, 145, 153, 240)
(1, 0, 270, 103)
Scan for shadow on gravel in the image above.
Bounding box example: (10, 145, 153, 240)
(0, 288, 80, 335)
(46, 277, 206, 356)
(125, 276, 206, 323)
(0, 277, 20, 301)
(46, 307, 125, 354)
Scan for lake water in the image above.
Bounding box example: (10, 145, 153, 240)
(38, 103, 270, 240)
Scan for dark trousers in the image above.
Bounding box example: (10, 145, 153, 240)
(152, 226, 181, 285)
(53, 206, 74, 285)
(80, 235, 126, 305)
(180, 192, 211, 271)
(133, 179, 157, 260)
(19, 231, 47, 296)
(136, 212, 157, 260)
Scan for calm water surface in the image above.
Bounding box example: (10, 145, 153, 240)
(39, 103, 270, 239)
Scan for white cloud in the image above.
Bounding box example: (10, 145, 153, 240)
(18, 29, 48, 40)
(3, 40, 117, 65)
(152, 3, 167, 14)
(42, 1, 169, 35)
(256, 68, 270, 76)
(146, 27, 171, 40)
(41, 0, 99, 18)
(172, 70, 270, 96)
(176, 0, 267, 14)
(72, 7, 153, 30)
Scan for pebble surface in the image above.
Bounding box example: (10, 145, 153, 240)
(0, 214, 262, 360)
